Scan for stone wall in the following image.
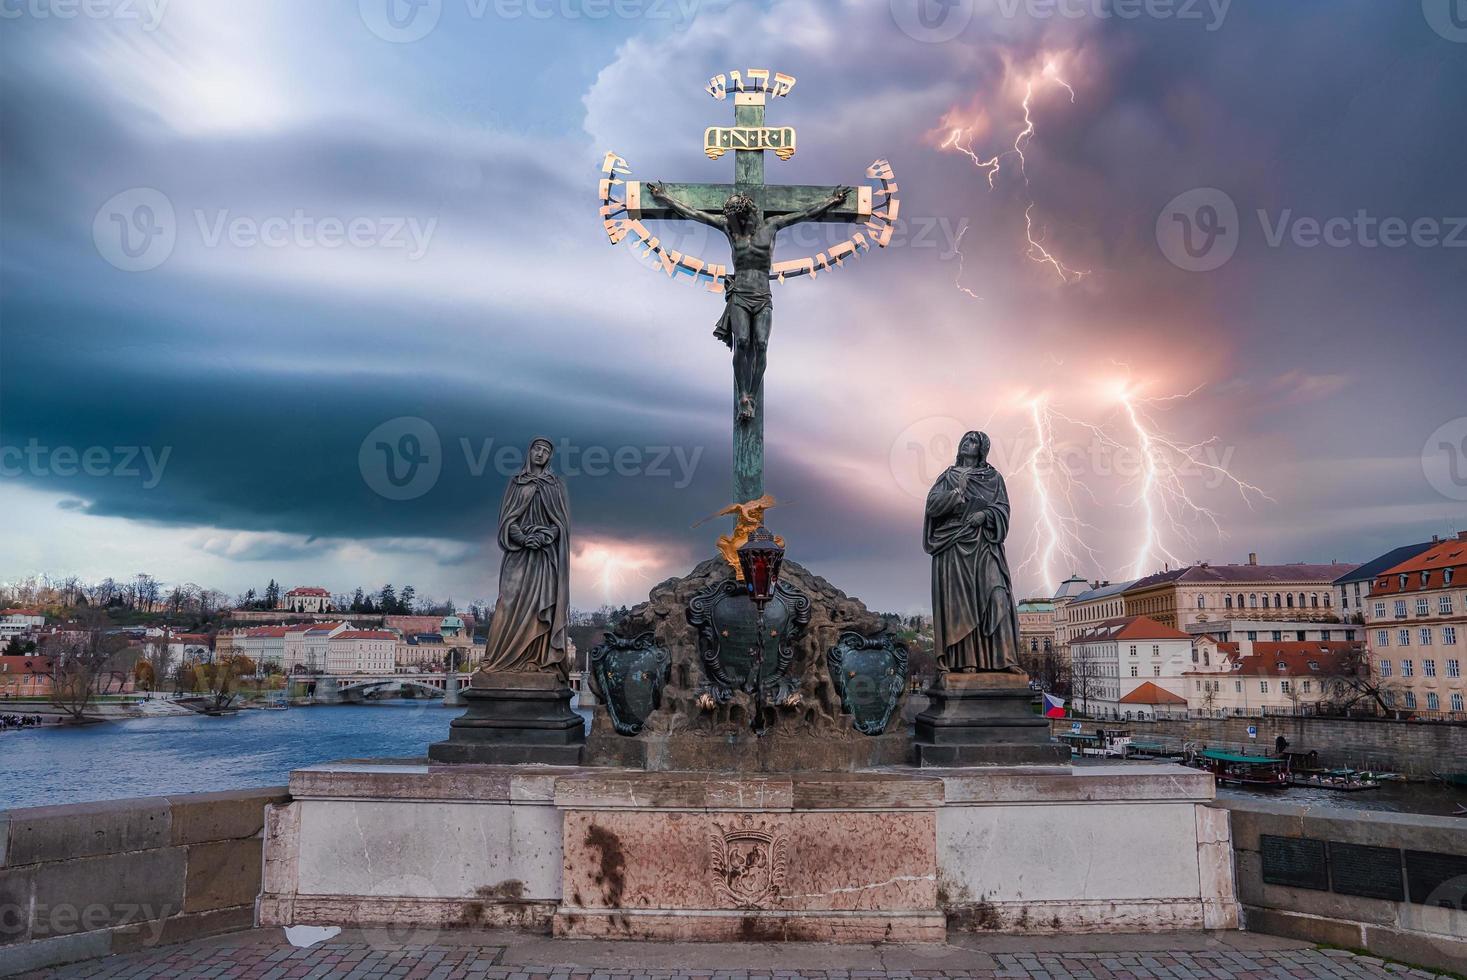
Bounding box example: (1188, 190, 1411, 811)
(0, 787, 288, 975)
(1051, 715, 1466, 775)
(1213, 797, 1466, 975)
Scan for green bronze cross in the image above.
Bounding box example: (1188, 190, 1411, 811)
(600, 70, 898, 505)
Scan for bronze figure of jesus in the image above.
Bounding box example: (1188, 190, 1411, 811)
(647, 183, 851, 424)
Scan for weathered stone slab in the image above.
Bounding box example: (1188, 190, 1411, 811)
(3, 798, 170, 867)
(0, 928, 112, 976)
(30, 848, 186, 936)
(938, 801, 1203, 904)
(0, 866, 34, 946)
(110, 905, 255, 953)
(555, 802, 942, 942)
(184, 838, 262, 913)
(555, 908, 946, 942)
(937, 764, 1213, 805)
(294, 799, 561, 902)
(288, 762, 559, 803)
(166, 788, 287, 845)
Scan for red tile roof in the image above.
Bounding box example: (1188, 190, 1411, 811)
(244, 626, 291, 638)
(1, 609, 43, 617)
(1119, 682, 1187, 705)
(1371, 534, 1467, 594)
(331, 630, 395, 640)
(1222, 642, 1363, 677)
(0, 655, 53, 674)
(1074, 616, 1193, 642)
(286, 587, 331, 596)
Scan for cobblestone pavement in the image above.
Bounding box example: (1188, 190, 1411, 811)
(18, 929, 1459, 980)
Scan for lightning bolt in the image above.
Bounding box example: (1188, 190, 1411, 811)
(1044, 375, 1273, 582)
(1017, 393, 1103, 595)
(940, 57, 1088, 292)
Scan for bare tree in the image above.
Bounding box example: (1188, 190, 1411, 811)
(42, 617, 129, 721)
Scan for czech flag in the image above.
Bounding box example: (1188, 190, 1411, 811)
(1042, 693, 1067, 718)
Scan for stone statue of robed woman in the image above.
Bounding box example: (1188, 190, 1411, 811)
(434, 437, 582, 764)
(477, 437, 572, 681)
(923, 430, 1022, 673)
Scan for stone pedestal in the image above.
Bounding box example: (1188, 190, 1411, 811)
(915, 672, 1068, 767)
(260, 761, 1237, 940)
(428, 671, 584, 765)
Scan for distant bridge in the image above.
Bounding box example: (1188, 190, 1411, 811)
(294, 673, 466, 705)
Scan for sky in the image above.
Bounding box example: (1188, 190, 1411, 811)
(2, 0, 1465, 614)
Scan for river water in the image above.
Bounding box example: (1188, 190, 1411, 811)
(4, 703, 1465, 815)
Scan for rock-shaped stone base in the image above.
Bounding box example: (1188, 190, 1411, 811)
(428, 671, 584, 766)
(581, 557, 918, 771)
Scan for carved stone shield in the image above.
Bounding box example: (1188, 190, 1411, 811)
(707, 818, 789, 909)
(587, 631, 669, 736)
(826, 630, 909, 736)
(686, 579, 811, 705)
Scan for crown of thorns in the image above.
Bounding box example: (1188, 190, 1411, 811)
(722, 195, 758, 219)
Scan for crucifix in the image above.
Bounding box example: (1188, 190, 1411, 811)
(598, 69, 901, 505)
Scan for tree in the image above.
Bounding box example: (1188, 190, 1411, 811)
(399, 585, 416, 614)
(147, 631, 177, 687)
(242, 588, 258, 610)
(4, 635, 36, 656)
(42, 617, 128, 721)
(264, 580, 281, 609)
(379, 584, 398, 615)
(196, 654, 256, 711)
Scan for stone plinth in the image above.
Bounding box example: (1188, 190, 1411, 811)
(915, 672, 1068, 767)
(428, 671, 584, 766)
(259, 761, 1238, 942)
(552, 771, 945, 942)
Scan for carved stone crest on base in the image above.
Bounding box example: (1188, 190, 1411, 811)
(686, 578, 811, 706)
(587, 631, 670, 736)
(708, 816, 789, 909)
(825, 630, 909, 736)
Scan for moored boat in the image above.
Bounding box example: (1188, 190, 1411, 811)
(1194, 748, 1291, 789)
